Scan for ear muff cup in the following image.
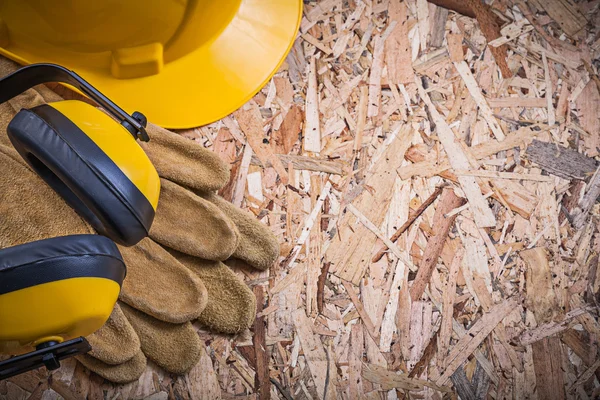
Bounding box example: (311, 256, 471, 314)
(0, 235, 126, 295)
(0, 234, 125, 355)
(6, 104, 155, 246)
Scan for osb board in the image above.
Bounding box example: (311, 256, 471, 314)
(3, 0, 600, 399)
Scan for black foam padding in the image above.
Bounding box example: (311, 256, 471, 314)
(0, 235, 126, 295)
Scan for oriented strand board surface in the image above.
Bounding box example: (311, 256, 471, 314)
(4, 0, 600, 398)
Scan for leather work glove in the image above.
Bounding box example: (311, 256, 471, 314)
(0, 57, 279, 383)
(0, 140, 206, 383)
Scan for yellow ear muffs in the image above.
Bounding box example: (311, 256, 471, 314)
(0, 234, 126, 379)
(0, 64, 160, 246)
(0, 64, 157, 379)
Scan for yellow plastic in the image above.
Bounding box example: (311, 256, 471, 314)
(0, 0, 302, 128)
(0, 277, 120, 355)
(49, 101, 160, 210)
(111, 42, 164, 79)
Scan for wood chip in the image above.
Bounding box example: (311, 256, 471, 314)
(521, 247, 559, 324)
(292, 310, 337, 400)
(327, 124, 413, 284)
(437, 298, 518, 384)
(534, 0, 588, 37)
(532, 337, 566, 400)
(526, 140, 599, 180)
(304, 56, 322, 153)
(410, 188, 464, 301)
(453, 61, 506, 141)
(415, 77, 497, 228)
(465, 0, 512, 78)
(572, 165, 600, 228)
(235, 103, 289, 184)
(363, 364, 452, 393)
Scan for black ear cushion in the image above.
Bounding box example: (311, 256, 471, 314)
(6, 105, 155, 246)
(0, 235, 126, 296)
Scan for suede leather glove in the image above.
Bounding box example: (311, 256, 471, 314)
(83, 130, 280, 381)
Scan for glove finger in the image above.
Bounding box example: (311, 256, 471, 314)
(172, 251, 256, 334)
(140, 124, 230, 192)
(76, 351, 147, 384)
(0, 144, 92, 250)
(86, 304, 140, 365)
(120, 303, 202, 375)
(149, 178, 240, 261)
(118, 238, 208, 324)
(200, 192, 279, 271)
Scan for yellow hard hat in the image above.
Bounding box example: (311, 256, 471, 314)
(0, 0, 302, 128)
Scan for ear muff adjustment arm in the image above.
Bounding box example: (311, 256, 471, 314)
(0, 63, 149, 142)
(0, 338, 91, 380)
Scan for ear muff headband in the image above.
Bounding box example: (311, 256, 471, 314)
(0, 63, 148, 141)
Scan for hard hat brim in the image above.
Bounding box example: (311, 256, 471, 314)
(0, 0, 302, 129)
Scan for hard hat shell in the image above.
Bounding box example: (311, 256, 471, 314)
(0, 0, 302, 128)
